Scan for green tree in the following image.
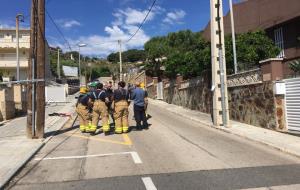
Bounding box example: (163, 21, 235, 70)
(107, 49, 146, 63)
(107, 52, 119, 63)
(144, 36, 169, 77)
(91, 66, 111, 80)
(225, 30, 280, 73)
(144, 30, 210, 78)
(145, 30, 280, 78)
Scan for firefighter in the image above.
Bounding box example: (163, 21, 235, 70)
(91, 83, 110, 134)
(113, 81, 130, 134)
(106, 81, 115, 128)
(76, 87, 93, 133)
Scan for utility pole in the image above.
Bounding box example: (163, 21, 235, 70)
(57, 48, 60, 79)
(84, 57, 87, 86)
(16, 14, 24, 81)
(118, 40, 123, 81)
(78, 47, 81, 84)
(210, 0, 230, 127)
(229, 0, 238, 74)
(27, 0, 38, 138)
(36, 0, 46, 138)
(78, 43, 86, 86)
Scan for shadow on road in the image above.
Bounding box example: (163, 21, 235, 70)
(44, 124, 79, 138)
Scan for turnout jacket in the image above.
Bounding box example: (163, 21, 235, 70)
(113, 88, 129, 103)
(90, 90, 108, 102)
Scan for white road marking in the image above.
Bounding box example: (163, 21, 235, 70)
(130, 151, 143, 164)
(142, 177, 157, 190)
(35, 151, 143, 164)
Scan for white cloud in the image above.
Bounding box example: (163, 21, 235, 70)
(163, 10, 186, 25)
(114, 6, 164, 26)
(54, 7, 161, 56)
(62, 25, 150, 56)
(0, 19, 15, 29)
(57, 19, 81, 29)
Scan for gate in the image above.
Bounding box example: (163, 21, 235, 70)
(157, 82, 163, 100)
(284, 77, 300, 132)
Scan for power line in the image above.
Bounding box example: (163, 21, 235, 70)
(45, 9, 72, 51)
(24, 0, 51, 19)
(126, 0, 157, 43)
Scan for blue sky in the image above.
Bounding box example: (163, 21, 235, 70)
(1, 0, 232, 57)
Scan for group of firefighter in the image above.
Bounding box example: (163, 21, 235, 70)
(76, 80, 148, 135)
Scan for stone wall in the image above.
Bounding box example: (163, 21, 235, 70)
(148, 73, 281, 130)
(228, 82, 277, 129)
(163, 73, 212, 114)
(147, 83, 157, 99)
(0, 87, 15, 121)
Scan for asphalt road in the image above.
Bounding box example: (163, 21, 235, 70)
(7, 103, 300, 190)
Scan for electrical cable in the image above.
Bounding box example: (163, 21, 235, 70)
(45, 9, 72, 51)
(126, 0, 157, 43)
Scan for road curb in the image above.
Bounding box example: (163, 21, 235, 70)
(150, 99, 300, 159)
(1, 110, 78, 190)
(214, 127, 300, 159)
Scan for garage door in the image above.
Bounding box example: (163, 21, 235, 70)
(284, 77, 300, 132)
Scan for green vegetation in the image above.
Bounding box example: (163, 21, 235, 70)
(89, 65, 112, 80)
(49, 48, 112, 79)
(107, 49, 146, 63)
(225, 31, 280, 72)
(289, 59, 300, 75)
(144, 30, 280, 79)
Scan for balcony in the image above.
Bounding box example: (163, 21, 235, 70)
(0, 53, 29, 68)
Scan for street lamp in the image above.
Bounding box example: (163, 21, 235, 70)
(229, 0, 238, 74)
(118, 40, 123, 81)
(77, 43, 87, 86)
(16, 13, 24, 81)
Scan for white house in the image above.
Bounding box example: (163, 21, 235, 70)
(0, 28, 52, 81)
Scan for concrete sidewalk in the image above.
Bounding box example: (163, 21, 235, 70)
(0, 95, 78, 189)
(150, 99, 300, 158)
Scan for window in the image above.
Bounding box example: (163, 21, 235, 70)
(274, 27, 285, 58)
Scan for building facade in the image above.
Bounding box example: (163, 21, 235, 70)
(0, 29, 30, 80)
(0, 28, 52, 81)
(203, 0, 300, 63)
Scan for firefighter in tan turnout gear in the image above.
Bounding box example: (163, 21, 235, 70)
(76, 87, 93, 133)
(91, 83, 110, 134)
(113, 81, 130, 134)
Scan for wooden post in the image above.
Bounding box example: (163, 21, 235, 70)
(36, 0, 45, 138)
(26, 0, 37, 138)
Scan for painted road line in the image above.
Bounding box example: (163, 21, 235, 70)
(142, 177, 157, 190)
(130, 151, 142, 164)
(65, 132, 133, 146)
(35, 151, 142, 164)
(122, 134, 133, 145)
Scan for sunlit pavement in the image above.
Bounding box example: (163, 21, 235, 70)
(7, 103, 300, 190)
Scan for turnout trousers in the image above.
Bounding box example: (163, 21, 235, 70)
(76, 103, 91, 132)
(114, 100, 129, 134)
(92, 100, 109, 133)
